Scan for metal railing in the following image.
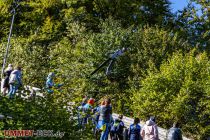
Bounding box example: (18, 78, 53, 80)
(112, 113, 191, 140)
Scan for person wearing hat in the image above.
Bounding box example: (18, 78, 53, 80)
(2, 64, 13, 96)
(46, 72, 55, 93)
(8, 66, 22, 99)
(141, 116, 159, 140)
(82, 98, 95, 126)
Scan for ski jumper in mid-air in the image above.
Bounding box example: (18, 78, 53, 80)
(90, 47, 127, 76)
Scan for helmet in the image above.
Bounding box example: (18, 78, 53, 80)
(48, 72, 55, 78)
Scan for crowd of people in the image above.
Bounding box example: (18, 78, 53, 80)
(78, 97, 183, 140)
(1, 64, 62, 98)
(1, 64, 183, 140)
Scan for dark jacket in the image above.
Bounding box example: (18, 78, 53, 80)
(3, 69, 13, 88)
(167, 127, 183, 140)
(128, 124, 141, 140)
(110, 118, 124, 135)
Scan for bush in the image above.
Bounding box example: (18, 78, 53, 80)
(131, 50, 210, 139)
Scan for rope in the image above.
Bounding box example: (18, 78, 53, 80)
(1, 1, 19, 80)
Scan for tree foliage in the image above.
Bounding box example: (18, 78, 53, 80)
(131, 51, 210, 139)
(173, 0, 210, 53)
(0, 90, 94, 139)
(0, 0, 209, 139)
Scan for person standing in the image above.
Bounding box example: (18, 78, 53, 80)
(97, 98, 112, 140)
(94, 100, 105, 140)
(167, 122, 183, 140)
(110, 114, 124, 140)
(2, 64, 13, 96)
(128, 118, 142, 140)
(82, 98, 95, 126)
(141, 116, 159, 140)
(8, 66, 22, 99)
(77, 96, 88, 128)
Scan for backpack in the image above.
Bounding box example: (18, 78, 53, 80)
(9, 73, 18, 84)
(145, 125, 155, 136)
(167, 128, 181, 140)
(111, 120, 121, 133)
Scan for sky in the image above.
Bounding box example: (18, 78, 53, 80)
(170, 0, 202, 16)
(170, 0, 189, 13)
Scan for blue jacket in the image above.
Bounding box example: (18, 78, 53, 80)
(99, 105, 112, 123)
(46, 77, 54, 88)
(110, 118, 124, 135)
(128, 124, 141, 140)
(9, 70, 22, 85)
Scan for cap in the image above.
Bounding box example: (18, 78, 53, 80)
(8, 64, 13, 67)
(150, 116, 156, 122)
(88, 98, 95, 106)
(48, 72, 55, 77)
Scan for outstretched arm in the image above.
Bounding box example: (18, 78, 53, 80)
(110, 49, 124, 59)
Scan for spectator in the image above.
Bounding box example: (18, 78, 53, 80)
(82, 98, 95, 126)
(45, 72, 63, 93)
(141, 116, 159, 140)
(110, 114, 124, 140)
(167, 122, 183, 140)
(2, 64, 13, 96)
(128, 117, 142, 140)
(8, 66, 22, 99)
(97, 98, 112, 140)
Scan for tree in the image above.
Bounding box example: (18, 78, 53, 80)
(0, 0, 209, 138)
(173, 0, 209, 54)
(131, 50, 210, 139)
(0, 90, 95, 139)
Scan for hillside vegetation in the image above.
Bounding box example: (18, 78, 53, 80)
(0, 0, 209, 139)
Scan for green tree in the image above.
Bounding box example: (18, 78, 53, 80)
(0, 90, 94, 139)
(131, 50, 210, 139)
(173, 0, 210, 53)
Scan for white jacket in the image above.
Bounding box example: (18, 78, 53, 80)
(141, 120, 159, 140)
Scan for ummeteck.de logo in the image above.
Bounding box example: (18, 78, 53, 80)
(0, 130, 65, 138)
